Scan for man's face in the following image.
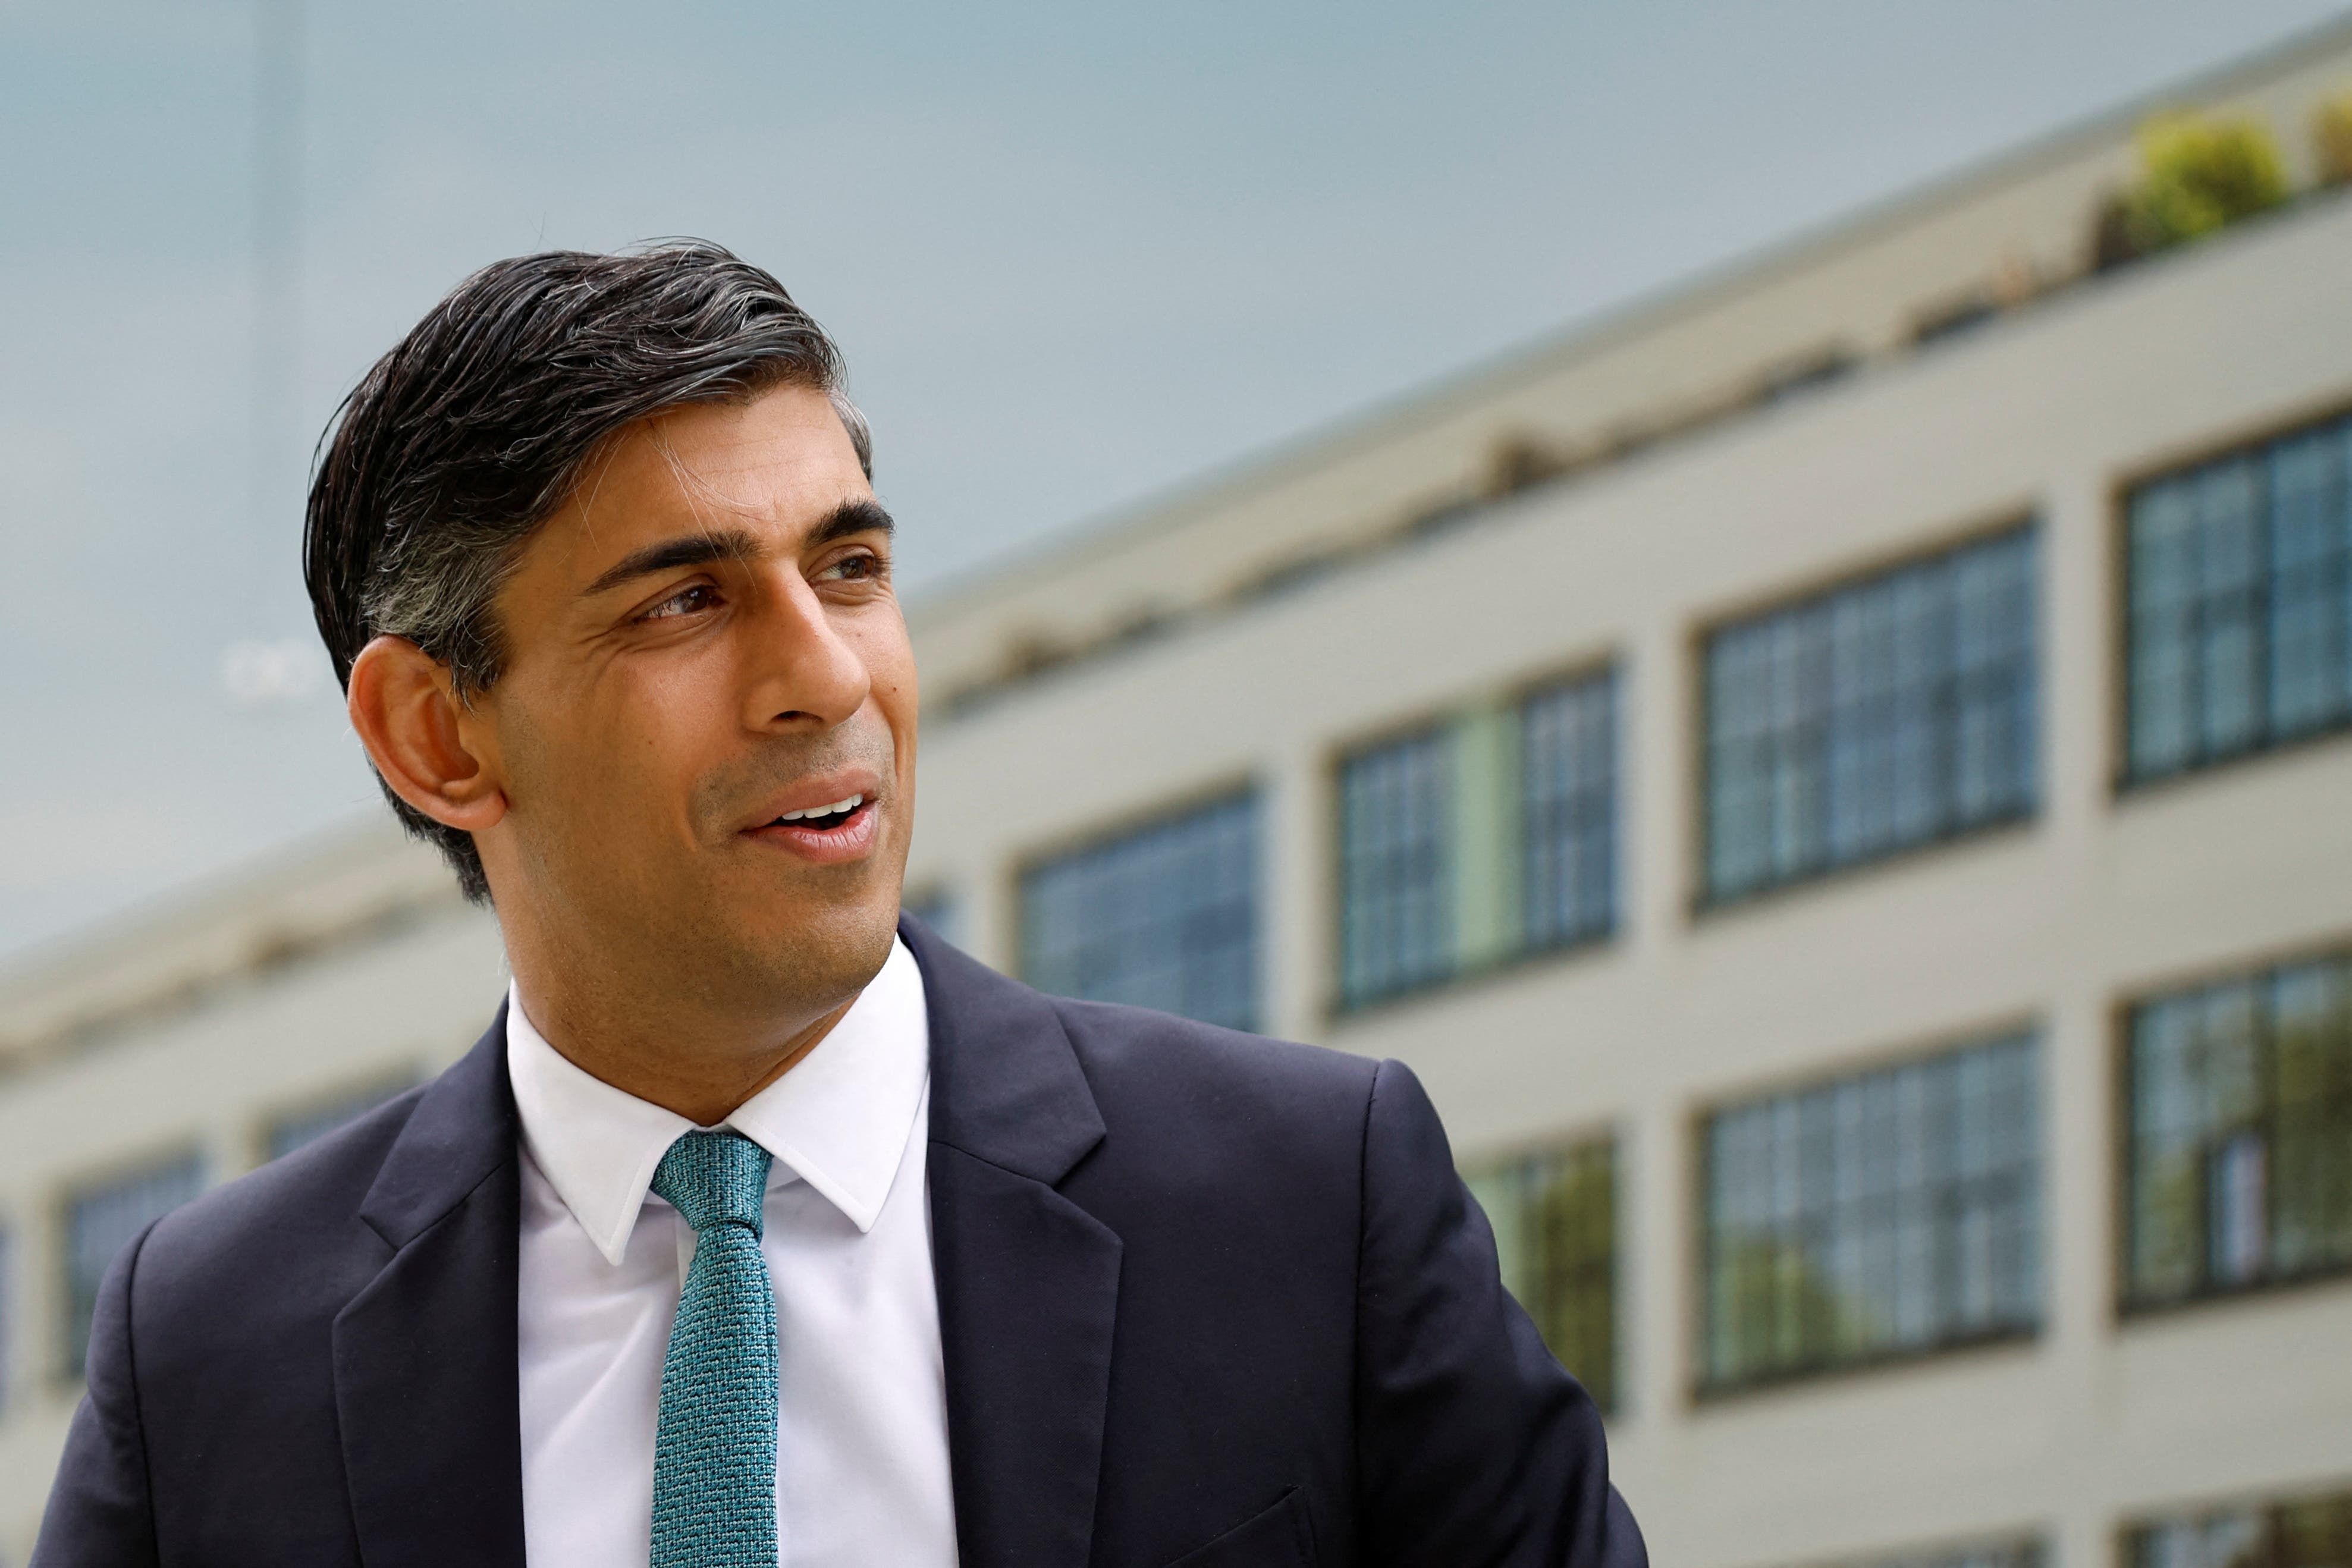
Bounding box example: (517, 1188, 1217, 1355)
(472, 382, 915, 1020)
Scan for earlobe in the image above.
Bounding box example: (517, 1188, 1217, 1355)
(346, 635, 509, 832)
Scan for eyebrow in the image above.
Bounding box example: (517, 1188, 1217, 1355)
(577, 499, 895, 600)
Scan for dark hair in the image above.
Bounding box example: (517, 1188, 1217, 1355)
(304, 239, 870, 903)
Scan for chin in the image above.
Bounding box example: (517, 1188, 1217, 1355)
(736, 892, 902, 1000)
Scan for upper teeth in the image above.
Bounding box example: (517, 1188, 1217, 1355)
(778, 793, 862, 822)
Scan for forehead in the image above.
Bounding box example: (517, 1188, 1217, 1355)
(544, 382, 871, 570)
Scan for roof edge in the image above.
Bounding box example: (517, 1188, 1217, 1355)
(907, 7, 2352, 626)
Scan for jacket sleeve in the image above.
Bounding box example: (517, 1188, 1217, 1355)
(33, 1222, 162, 1568)
(1352, 1058, 1645, 1568)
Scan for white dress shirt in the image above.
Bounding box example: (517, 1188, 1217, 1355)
(507, 937, 958, 1568)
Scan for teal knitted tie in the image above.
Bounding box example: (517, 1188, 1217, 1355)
(649, 1130, 778, 1568)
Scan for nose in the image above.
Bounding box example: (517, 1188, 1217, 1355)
(739, 567, 871, 733)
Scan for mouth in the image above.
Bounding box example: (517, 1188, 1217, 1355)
(768, 791, 866, 832)
(741, 790, 882, 864)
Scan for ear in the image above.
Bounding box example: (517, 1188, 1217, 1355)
(346, 635, 509, 833)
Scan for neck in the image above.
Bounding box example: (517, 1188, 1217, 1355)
(510, 962, 862, 1127)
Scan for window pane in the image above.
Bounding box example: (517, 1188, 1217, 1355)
(1465, 1167, 1527, 1306)
(1706, 625, 1776, 898)
(1465, 1135, 1618, 1412)
(2130, 480, 2203, 777)
(1828, 1540, 2043, 1568)
(1522, 670, 1619, 951)
(266, 1074, 417, 1162)
(2125, 953, 2352, 1305)
(2271, 962, 2352, 1274)
(2125, 409, 2352, 780)
(1339, 730, 1453, 1005)
(2276, 1494, 2352, 1568)
(2267, 429, 2350, 736)
(64, 1152, 205, 1379)
(2130, 1487, 2352, 1568)
(1022, 791, 1260, 1033)
(2194, 460, 2265, 757)
(1703, 526, 2037, 901)
(0, 1224, 13, 1415)
(1701, 1033, 2040, 1387)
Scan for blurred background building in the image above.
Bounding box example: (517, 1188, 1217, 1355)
(4, 18, 2352, 1567)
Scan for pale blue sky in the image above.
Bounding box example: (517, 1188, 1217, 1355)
(2, 0, 2346, 960)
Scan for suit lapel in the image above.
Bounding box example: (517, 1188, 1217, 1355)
(905, 917, 1122, 1568)
(334, 1016, 527, 1567)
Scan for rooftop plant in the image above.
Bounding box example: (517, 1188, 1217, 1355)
(2118, 111, 2290, 254)
(2316, 90, 2352, 187)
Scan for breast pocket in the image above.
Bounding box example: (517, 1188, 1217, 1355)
(1161, 1487, 1315, 1568)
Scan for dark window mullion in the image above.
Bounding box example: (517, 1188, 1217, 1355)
(2257, 972, 2282, 1286)
(2256, 454, 2278, 754)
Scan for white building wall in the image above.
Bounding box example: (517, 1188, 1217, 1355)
(904, 197, 2352, 1568)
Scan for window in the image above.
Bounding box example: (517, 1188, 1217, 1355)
(1339, 728, 1455, 1007)
(2127, 411, 2352, 783)
(1704, 526, 2037, 902)
(2129, 1485, 2352, 1568)
(1022, 791, 1259, 1033)
(0, 1223, 13, 1416)
(1824, 1541, 2042, 1568)
(1338, 668, 1622, 1010)
(266, 1073, 417, 1162)
(1522, 670, 1619, 952)
(63, 1152, 204, 1380)
(1465, 1136, 1618, 1411)
(2124, 953, 2352, 1307)
(1700, 1033, 2040, 1390)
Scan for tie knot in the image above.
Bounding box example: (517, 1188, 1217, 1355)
(651, 1130, 772, 1236)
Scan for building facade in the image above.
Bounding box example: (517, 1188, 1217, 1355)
(4, 23, 2352, 1565)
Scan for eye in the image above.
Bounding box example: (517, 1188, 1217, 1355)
(819, 549, 886, 583)
(641, 583, 720, 621)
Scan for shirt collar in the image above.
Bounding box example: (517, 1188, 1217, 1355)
(505, 935, 931, 1266)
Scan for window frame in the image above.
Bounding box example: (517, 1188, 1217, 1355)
(1690, 1020, 2046, 1400)
(1332, 716, 1461, 1013)
(1014, 777, 1264, 1035)
(0, 1217, 14, 1418)
(1690, 514, 2042, 914)
(1327, 653, 1625, 1019)
(56, 1146, 206, 1385)
(2111, 396, 2352, 796)
(2121, 1479, 2352, 1568)
(1462, 1124, 1622, 1416)
(1519, 664, 1623, 959)
(2114, 936, 2352, 1319)
(1798, 1535, 2045, 1568)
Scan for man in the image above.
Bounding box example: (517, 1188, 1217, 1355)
(36, 243, 1642, 1568)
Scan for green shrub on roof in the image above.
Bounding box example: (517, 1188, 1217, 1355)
(2316, 90, 2352, 187)
(2122, 112, 2290, 253)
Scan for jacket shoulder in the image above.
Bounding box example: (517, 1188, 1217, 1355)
(1044, 996, 1385, 1223)
(1050, 995, 1380, 1127)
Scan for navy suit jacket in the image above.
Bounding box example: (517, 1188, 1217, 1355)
(36, 918, 1643, 1567)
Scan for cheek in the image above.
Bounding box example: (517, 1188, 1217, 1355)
(607, 664, 733, 793)
(521, 663, 713, 832)
(852, 622, 921, 740)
